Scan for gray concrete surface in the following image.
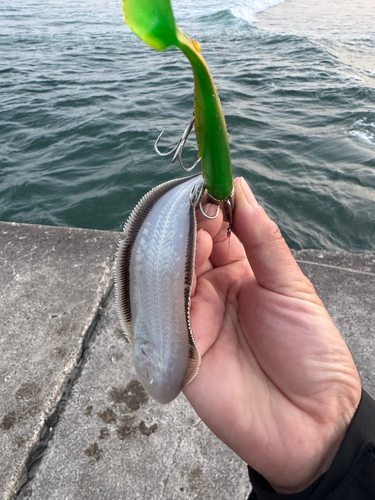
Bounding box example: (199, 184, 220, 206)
(0, 221, 374, 499)
(19, 290, 251, 500)
(0, 222, 120, 500)
(294, 250, 375, 395)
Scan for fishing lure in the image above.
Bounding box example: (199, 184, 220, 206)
(123, 0, 234, 222)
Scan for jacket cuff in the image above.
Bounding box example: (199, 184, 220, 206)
(248, 389, 375, 499)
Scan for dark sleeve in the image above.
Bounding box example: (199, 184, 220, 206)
(248, 389, 375, 500)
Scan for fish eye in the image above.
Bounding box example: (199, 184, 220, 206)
(140, 346, 149, 360)
(134, 340, 155, 384)
(135, 340, 152, 360)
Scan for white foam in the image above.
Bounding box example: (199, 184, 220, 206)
(230, 0, 284, 23)
(353, 119, 375, 130)
(349, 130, 375, 146)
(174, 0, 284, 24)
(349, 117, 375, 146)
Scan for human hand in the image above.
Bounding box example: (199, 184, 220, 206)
(184, 177, 361, 494)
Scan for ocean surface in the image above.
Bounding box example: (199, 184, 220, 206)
(1, 0, 375, 251)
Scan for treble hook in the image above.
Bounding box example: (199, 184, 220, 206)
(189, 181, 205, 207)
(154, 113, 201, 172)
(189, 182, 221, 220)
(154, 131, 178, 157)
(155, 114, 233, 230)
(199, 190, 234, 234)
(199, 198, 220, 220)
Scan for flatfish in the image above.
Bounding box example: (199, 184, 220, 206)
(115, 174, 204, 403)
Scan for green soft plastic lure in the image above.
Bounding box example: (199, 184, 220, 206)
(123, 0, 234, 207)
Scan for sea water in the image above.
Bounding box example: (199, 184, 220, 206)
(1, 0, 374, 251)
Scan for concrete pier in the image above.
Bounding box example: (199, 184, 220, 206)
(0, 220, 374, 499)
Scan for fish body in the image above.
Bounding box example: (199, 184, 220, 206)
(115, 174, 203, 403)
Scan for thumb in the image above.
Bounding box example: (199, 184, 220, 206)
(233, 177, 317, 299)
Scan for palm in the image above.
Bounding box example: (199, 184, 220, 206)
(184, 179, 361, 493)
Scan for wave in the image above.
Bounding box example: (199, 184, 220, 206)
(174, 0, 284, 24)
(230, 0, 284, 23)
(349, 119, 375, 147)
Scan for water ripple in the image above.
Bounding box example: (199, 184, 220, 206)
(1, 0, 374, 250)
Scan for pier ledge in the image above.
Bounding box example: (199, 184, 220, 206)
(0, 220, 374, 499)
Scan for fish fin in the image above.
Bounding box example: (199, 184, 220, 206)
(180, 343, 201, 389)
(180, 200, 201, 389)
(115, 238, 134, 344)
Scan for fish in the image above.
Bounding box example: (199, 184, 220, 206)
(115, 174, 204, 404)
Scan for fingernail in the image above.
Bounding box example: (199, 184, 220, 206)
(240, 177, 258, 208)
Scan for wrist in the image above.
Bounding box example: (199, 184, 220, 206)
(269, 434, 343, 494)
(267, 399, 360, 494)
